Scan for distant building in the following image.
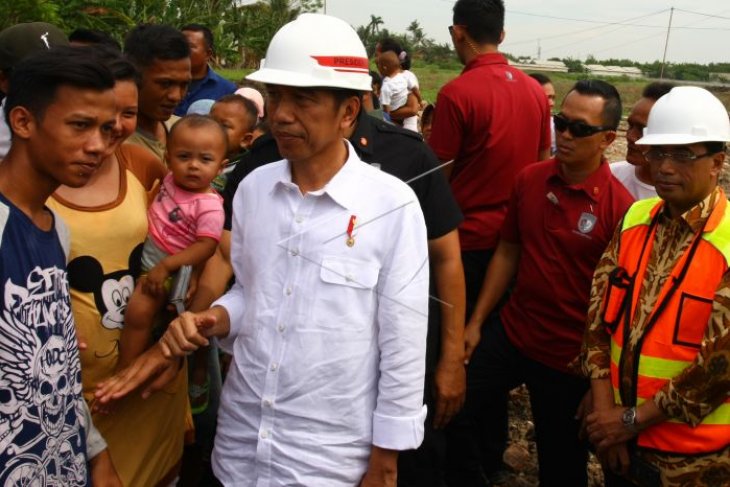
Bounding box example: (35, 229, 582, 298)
(510, 59, 569, 73)
(709, 73, 730, 83)
(584, 64, 643, 79)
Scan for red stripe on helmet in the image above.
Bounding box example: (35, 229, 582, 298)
(311, 56, 369, 70)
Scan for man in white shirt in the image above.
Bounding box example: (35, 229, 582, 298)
(157, 14, 429, 487)
(610, 81, 675, 200)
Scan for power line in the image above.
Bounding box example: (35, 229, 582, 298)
(674, 8, 730, 21)
(503, 9, 669, 48)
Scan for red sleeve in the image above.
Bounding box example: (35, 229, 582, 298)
(538, 91, 552, 153)
(427, 87, 463, 161)
(500, 170, 522, 244)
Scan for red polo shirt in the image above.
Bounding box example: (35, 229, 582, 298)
(428, 53, 551, 251)
(499, 158, 634, 373)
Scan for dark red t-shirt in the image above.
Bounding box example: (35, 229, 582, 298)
(499, 159, 634, 372)
(428, 53, 551, 251)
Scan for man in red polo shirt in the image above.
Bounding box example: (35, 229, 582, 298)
(462, 80, 634, 486)
(429, 1, 551, 484)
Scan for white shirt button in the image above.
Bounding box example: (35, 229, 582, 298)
(278, 324, 286, 333)
(263, 399, 272, 407)
(290, 249, 299, 257)
(345, 274, 354, 282)
(261, 430, 269, 439)
(270, 363, 278, 371)
(295, 215, 304, 223)
(285, 287, 292, 296)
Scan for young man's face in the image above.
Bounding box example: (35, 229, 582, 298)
(555, 91, 615, 168)
(266, 85, 356, 165)
(22, 85, 116, 188)
(138, 57, 191, 122)
(542, 82, 556, 109)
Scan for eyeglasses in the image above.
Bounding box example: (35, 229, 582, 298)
(643, 148, 713, 164)
(553, 114, 613, 138)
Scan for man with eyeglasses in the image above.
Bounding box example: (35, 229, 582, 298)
(577, 86, 730, 487)
(428, 1, 551, 484)
(462, 79, 634, 487)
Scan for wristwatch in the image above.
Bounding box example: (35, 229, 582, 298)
(621, 406, 639, 433)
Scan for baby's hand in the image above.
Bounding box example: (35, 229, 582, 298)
(143, 263, 170, 297)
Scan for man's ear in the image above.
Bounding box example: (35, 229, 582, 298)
(600, 130, 617, 151)
(498, 30, 506, 45)
(240, 132, 254, 150)
(340, 96, 361, 129)
(8, 106, 36, 140)
(710, 151, 725, 178)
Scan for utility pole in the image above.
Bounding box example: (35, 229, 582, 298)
(537, 39, 541, 60)
(324, 0, 327, 14)
(660, 7, 674, 79)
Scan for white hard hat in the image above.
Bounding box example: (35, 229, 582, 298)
(247, 13, 371, 92)
(637, 86, 730, 145)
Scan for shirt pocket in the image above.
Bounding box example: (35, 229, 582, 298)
(304, 255, 380, 333)
(673, 292, 713, 349)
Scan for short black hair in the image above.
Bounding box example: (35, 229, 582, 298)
(124, 24, 190, 69)
(168, 114, 228, 152)
(704, 141, 725, 154)
(453, 0, 505, 45)
(5, 46, 114, 126)
(69, 28, 121, 51)
(369, 70, 382, 89)
(87, 45, 140, 84)
(568, 79, 622, 130)
(215, 94, 259, 130)
(642, 81, 675, 102)
(181, 23, 214, 52)
(529, 73, 552, 86)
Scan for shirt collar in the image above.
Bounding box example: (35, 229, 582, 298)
(547, 157, 612, 203)
(462, 52, 508, 74)
(272, 139, 366, 211)
(663, 186, 723, 233)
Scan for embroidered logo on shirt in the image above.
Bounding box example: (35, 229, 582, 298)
(577, 212, 597, 234)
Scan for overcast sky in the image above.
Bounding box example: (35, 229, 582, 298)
(323, 0, 730, 64)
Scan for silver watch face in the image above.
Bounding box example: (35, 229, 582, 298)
(622, 407, 636, 426)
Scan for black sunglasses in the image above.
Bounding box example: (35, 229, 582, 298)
(553, 114, 613, 138)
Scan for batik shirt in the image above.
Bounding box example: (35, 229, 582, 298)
(577, 187, 730, 486)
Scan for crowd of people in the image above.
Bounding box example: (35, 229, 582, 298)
(0, 0, 728, 486)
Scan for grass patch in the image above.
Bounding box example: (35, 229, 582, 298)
(221, 64, 730, 114)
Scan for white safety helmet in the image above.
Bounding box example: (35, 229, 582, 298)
(637, 86, 730, 145)
(247, 14, 372, 92)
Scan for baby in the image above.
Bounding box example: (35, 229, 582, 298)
(209, 94, 259, 193)
(119, 115, 228, 368)
(377, 50, 409, 124)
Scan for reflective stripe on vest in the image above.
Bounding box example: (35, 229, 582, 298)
(606, 193, 730, 454)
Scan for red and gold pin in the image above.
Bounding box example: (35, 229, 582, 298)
(346, 215, 357, 247)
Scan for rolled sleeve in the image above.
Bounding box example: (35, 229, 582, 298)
(372, 197, 429, 451)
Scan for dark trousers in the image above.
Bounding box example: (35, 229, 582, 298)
(444, 249, 498, 487)
(454, 316, 590, 487)
(398, 373, 447, 487)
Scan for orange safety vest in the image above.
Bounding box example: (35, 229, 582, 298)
(600, 193, 730, 454)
